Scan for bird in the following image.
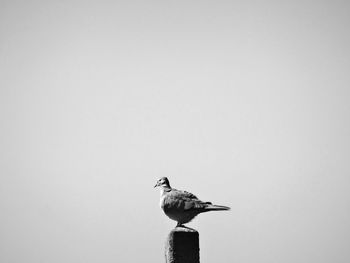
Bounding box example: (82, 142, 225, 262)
(154, 177, 230, 227)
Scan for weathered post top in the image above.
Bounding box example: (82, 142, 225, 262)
(165, 227, 200, 263)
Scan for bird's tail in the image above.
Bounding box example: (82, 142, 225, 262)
(205, 204, 230, 211)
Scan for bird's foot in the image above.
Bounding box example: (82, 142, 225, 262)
(175, 224, 196, 231)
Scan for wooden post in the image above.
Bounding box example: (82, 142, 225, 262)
(165, 227, 200, 263)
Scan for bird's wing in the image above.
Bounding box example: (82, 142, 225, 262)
(163, 188, 211, 211)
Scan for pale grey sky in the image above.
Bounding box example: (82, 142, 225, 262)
(1, 1, 350, 263)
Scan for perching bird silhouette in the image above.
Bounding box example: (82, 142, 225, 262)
(154, 177, 230, 227)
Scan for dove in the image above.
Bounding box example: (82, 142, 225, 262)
(154, 177, 230, 227)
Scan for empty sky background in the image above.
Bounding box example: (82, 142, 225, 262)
(1, 1, 350, 263)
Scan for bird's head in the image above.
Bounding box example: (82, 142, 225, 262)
(154, 177, 170, 188)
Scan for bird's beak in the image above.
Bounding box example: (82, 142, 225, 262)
(154, 183, 158, 188)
